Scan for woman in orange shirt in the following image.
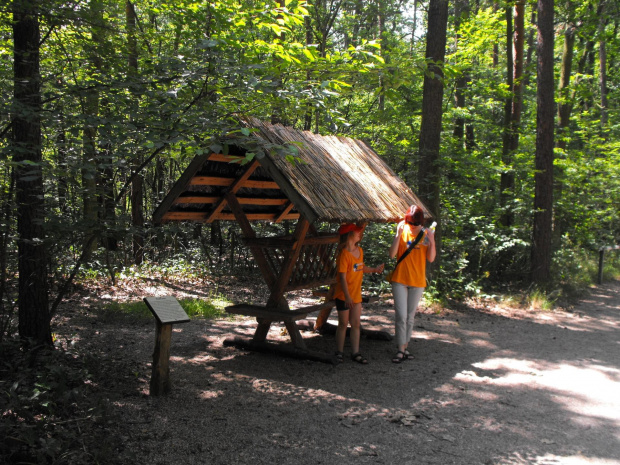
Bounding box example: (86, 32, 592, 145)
(334, 223, 384, 364)
(388, 206, 436, 363)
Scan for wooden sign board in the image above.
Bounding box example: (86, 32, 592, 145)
(144, 296, 190, 325)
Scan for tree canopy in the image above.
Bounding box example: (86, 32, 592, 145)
(1, 0, 619, 344)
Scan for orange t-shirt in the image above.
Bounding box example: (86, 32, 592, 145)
(333, 247, 364, 303)
(390, 225, 429, 288)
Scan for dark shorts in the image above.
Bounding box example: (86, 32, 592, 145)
(335, 298, 348, 311)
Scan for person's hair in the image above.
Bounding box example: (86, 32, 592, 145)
(338, 230, 360, 251)
(405, 205, 424, 225)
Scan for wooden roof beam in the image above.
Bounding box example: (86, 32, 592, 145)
(189, 177, 279, 189)
(206, 160, 260, 223)
(274, 202, 295, 224)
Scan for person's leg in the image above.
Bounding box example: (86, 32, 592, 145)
(348, 303, 362, 354)
(392, 282, 409, 361)
(336, 309, 350, 354)
(348, 303, 367, 363)
(403, 287, 424, 356)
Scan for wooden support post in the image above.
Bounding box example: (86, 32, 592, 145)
(266, 217, 310, 308)
(143, 296, 190, 397)
(150, 321, 173, 396)
(226, 192, 276, 287)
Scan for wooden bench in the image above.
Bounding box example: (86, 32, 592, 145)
(224, 301, 338, 363)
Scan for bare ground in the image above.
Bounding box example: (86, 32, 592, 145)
(52, 277, 620, 465)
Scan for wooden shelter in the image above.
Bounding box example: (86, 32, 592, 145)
(153, 117, 429, 362)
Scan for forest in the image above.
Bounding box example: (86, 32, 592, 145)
(1, 0, 619, 343)
(1, 0, 620, 463)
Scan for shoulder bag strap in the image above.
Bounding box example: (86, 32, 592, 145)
(393, 227, 426, 270)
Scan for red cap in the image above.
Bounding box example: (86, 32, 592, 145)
(338, 223, 363, 235)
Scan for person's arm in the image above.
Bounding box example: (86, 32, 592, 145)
(426, 229, 436, 263)
(388, 221, 405, 259)
(363, 263, 384, 273)
(339, 272, 353, 309)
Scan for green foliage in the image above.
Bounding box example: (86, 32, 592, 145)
(1, 0, 619, 340)
(102, 295, 230, 322)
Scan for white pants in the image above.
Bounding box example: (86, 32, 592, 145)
(392, 282, 424, 347)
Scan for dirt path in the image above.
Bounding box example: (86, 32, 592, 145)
(56, 279, 620, 464)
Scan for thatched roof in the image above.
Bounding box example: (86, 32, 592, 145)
(153, 117, 429, 225)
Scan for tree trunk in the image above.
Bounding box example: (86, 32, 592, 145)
(417, 0, 449, 273)
(127, 1, 144, 264)
(557, 21, 575, 151)
(452, 0, 470, 147)
(598, 6, 608, 129)
(13, 1, 52, 346)
(500, 6, 514, 226)
(531, 0, 555, 285)
(378, 0, 385, 112)
(500, 1, 525, 227)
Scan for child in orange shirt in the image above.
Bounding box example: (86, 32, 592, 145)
(333, 223, 384, 364)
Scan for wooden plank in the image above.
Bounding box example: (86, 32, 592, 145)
(275, 202, 295, 223)
(150, 322, 173, 396)
(225, 301, 333, 319)
(153, 153, 209, 224)
(239, 198, 289, 206)
(173, 196, 218, 204)
(283, 320, 307, 350)
(162, 212, 209, 222)
(189, 176, 280, 189)
(206, 160, 260, 223)
(216, 213, 300, 221)
(162, 212, 300, 222)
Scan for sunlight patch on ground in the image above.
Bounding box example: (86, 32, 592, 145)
(198, 390, 224, 400)
(533, 454, 620, 464)
(456, 358, 620, 430)
(415, 331, 461, 345)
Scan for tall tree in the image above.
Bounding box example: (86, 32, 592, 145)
(531, 0, 555, 284)
(597, 1, 608, 129)
(500, 0, 525, 227)
(127, 1, 144, 264)
(12, 0, 52, 346)
(417, 0, 449, 270)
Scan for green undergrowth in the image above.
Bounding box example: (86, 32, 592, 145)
(101, 294, 232, 322)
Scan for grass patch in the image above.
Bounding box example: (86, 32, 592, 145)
(101, 294, 232, 322)
(177, 296, 230, 319)
(527, 289, 556, 311)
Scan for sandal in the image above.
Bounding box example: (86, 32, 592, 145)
(392, 350, 406, 363)
(351, 352, 368, 364)
(334, 351, 344, 363)
(404, 349, 412, 360)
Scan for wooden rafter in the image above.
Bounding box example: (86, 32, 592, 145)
(274, 202, 295, 223)
(161, 212, 300, 222)
(173, 196, 289, 206)
(189, 177, 279, 189)
(206, 160, 260, 223)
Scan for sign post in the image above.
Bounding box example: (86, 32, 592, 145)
(143, 297, 190, 396)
